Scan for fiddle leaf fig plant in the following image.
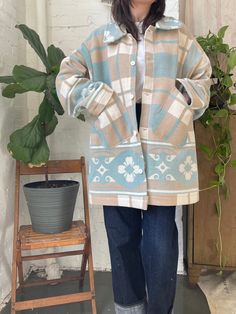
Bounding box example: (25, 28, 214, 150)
(0, 24, 67, 167)
(197, 26, 236, 271)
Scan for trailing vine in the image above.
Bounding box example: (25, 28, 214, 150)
(196, 26, 236, 272)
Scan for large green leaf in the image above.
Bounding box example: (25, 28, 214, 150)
(44, 115, 58, 136)
(30, 138, 50, 166)
(39, 97, 54, 123)
(47, 45, 66, 70)
(13, 65, 47, 92)
(45, 88, 64, 115)
(0, 76, 16, 84)
(10, 115, 43, 149)
(2, 83, 28, 98)
(15, 24, 50, 71)
(7, 115, 45, 163)
(7, 141, 33, 164)
(46, 73, 57, 90)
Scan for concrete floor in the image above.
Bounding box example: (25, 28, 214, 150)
(1, 271, 210, 314)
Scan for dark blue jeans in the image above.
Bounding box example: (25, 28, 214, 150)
(103, 205, 179, 314)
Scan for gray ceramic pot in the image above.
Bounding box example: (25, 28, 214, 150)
(23, 180, 79, 234)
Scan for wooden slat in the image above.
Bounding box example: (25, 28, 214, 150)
(21, 250, 84, 261)
(21, 275, 82, 288)
(19, 159, 82, 175)
(14, 292, 94, 311)
(20, 221, 87, 250)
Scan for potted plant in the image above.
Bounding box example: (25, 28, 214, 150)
(194, 26, 236, 271)
(0, 24, 81, 233)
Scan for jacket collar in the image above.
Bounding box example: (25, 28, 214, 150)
(103, 16, 183, 44)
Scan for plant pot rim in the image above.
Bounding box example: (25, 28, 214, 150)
(24, 180, 79, 190)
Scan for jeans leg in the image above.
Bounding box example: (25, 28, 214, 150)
(103, 205, 147, 311)
(141, 205, 179, 314)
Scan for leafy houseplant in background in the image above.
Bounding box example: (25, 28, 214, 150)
(0, 24, 80, 233)
(196, 26, 236, 270)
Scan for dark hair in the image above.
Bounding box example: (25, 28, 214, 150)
(111, 0, 166, 41)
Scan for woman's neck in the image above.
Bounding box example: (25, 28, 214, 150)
(130, 3, 151, 22)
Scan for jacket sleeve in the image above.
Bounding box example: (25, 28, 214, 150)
(176, 26, 212, 120)
(55, 43, 115, 120)
(55, 42, 134, 147)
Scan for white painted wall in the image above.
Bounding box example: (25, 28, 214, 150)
(0, 0, 27, 307)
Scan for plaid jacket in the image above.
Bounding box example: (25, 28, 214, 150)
(56, 16, 212, 210)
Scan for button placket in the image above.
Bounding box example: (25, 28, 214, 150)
(129, 38, 138, 128)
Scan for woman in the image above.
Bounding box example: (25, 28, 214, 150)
(56, 1, 212, 313)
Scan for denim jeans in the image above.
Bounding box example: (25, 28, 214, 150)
(103, 205, 179, 314)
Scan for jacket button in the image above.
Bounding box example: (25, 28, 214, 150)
(130, 60, 136, 66)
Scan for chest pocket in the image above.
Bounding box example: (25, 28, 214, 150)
(151, 86, 193, 147)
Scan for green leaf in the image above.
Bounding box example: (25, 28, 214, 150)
(15, 24, 50, 71)
(39, 97, 54, 123)
(7, 141, 33, 164)
(214, 109, 229, 118)
(199, 144, 213, 159)
(217, 143, 231, 158)
(0, 76, 16, 84)
(47, 45, 65, 71)
(228, 51, 236, 70)
(44, 115, 58, 136)
(45, 88, 64, 115)
(20, 116, 43, 147)
(2, 83, 28, 98)
(46, 74, 56, 90)
(215, 163, 224, 176)
(221, 75, 233, 88)
(30, 138, 50, 166)
(13, 65, 47, 92)
(230, 93, 236, 105)
(7, 115, 47, 163)
(217, 25, 228, 38)
(213, 123, 222, 130)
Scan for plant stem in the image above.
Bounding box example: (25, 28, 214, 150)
(199, 185, 218, 192)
